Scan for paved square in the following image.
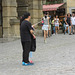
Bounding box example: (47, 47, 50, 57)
(0, 34, 75, 75)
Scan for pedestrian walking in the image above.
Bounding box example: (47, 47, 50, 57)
(47, 12, 52, 37)
(52, 17, 55, 35)
(54, 15, 60, 34)
(64, 14, 69, 34)
(42, 13, 50, 43)
(71, 13, 75, 34)
(65, 13, 72, 35)
(20, 12, 35, 66)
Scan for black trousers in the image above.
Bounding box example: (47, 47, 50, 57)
(21, 41, 31, 63)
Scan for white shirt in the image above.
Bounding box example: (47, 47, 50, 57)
(55, 18, 59, 25)
(71, 17, 75, 25)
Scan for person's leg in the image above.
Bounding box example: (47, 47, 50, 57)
(66, 26, 69, 34)
(50, 25, 52, 36)
(46, 30, 48, 38)
(64, 24, 66, 34)
(74, 26, 75, 33)
(58, 26, 59, 31)
(21, 41, 25, 62)
(53, 26, 55, 35)
(55, 26, 56, 34)
(66, 27, 68, 32)
(48, 30, 51, 37)
(23, 41, 31, 63)
(53, 26, 54, 34)
(44, 30, 46, 41)
(57, 26, 59, 33)
(69, 26, 71, 34)
(55, 26, 57, 34)
(65, 26, 68, 34)
(64, 26, 66, 34)
(73, 25, 75, 34)
(48, 26, 50, 37)
(68, 26, 69, 34)
(54, 26, 55, 34)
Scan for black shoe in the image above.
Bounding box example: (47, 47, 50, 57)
(73, 32, 74, 34)
(69, 33, 71, 35)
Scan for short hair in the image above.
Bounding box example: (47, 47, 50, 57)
(56, 15, 58, 16)
(44, 12, 47, 15)
(56, 15, 58, 17)
(24, 12, 30, 19)
(67, 13, 71, 16)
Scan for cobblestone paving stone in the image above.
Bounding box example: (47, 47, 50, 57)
(0, 34, 75, 75)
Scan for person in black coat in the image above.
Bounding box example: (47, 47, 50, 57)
(20, 12, 36, 66)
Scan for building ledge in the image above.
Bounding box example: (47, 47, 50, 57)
(10, 19, 20, 25)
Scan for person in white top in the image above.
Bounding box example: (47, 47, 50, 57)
(71, 13, 75, 34)
(47, 12, 51, 37)
(42, 13, 50, 43)
(54, 15, 60, 34)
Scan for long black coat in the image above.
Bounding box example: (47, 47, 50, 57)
(31, 37, 36, 52)
(30, 27, 36, 52)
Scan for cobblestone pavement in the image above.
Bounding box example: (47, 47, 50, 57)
(0, 34, 75, 75)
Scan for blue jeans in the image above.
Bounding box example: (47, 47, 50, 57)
(53, 26, 55, 33)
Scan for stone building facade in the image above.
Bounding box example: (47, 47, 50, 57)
(66, 0, 75, 14)
(0, 0, 43, 38)
(63, 0, 75, 14)
(42, 0, 75, 14)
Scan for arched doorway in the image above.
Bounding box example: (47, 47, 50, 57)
(0, 0, 3, 38)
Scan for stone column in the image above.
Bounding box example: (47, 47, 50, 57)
(67, 0, 75, 13)
(10, 19, 20, 38)
(38, 0, 43, 22)
(17, 0, 28, 18)
(2, 0, 18, 38)
(28, 0, 39, 24)
(28, 0, 43, 25)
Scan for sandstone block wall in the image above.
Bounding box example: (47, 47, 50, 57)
(1, 0, 43, 38)
(67, 0, 75, 13)
(2, 0, 18, 38)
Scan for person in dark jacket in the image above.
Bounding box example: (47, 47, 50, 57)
(20, 12, 35, 66)
(65, 13, 72, 35)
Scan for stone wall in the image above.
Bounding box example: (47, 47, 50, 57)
(10, 19, 20, 38)
(0, 26, 2, 37)
(2, 0, 18, 38)
(28, 0, 43, 25)
(66, 0, 75, 13)
(17, 0, 28, 18)
(2, 0, 43, 38)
